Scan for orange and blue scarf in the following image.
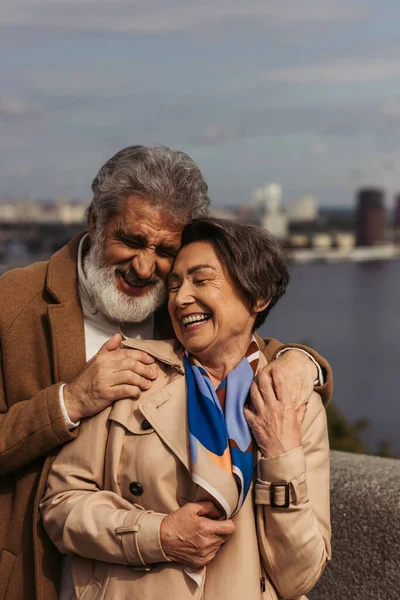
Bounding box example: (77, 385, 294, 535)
(185, 336, 259, 518)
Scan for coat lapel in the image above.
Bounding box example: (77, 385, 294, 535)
(138, 376, 190, 472)
(45, 233, 87, 382)
(47, 302, 86, 382)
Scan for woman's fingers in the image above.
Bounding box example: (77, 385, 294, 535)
(269, 366, 292, 405)
(250, 369, 276, 411)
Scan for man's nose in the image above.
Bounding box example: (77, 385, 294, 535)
(131, 251, 156, 280)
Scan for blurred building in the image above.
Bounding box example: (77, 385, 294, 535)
(355, 188, 386, 247)
(394, 194, 400, 243)
(258, 184, 288, 241)
(311, 233, 332, 249)
(335, 232, 356, 249)
(286, 194, 318, 223)
(0, 196, 87, 224)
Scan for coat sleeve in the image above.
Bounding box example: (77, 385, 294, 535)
(255, 392, 331, 599)
(40, 407, 170, 568)
(0, 343, 77, 476)
(261, 337, 333, 406)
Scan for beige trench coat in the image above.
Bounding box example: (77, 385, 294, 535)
(40, 338, 331, 600)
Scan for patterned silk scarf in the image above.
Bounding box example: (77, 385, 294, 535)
(185, 336, 260, 518)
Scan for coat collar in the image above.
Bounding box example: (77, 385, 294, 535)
(122, 338, 184, 372)
(46, 232, 86, 304)
(45, 233, 87, 382)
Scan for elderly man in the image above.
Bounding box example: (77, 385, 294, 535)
(0, 145, 332, 600)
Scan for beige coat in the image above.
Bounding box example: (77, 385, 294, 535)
(41, 338, 331, 600)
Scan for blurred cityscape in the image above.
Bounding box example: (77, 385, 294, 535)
(1, 185, 400, 272)
(1, 187, 399, 457)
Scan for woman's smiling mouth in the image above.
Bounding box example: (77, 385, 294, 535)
(182, 313, 212, 329)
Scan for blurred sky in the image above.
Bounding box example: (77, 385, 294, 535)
(1, 0, 400, 207)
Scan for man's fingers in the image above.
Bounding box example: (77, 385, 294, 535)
(210, 519, 236, 537)
(119, 348, 155, 365)
(111, 370, 154, 391)
(109, 384, 142, 401)
(112, 358, 158, 380)
(296, 404, 307, 425)
(99, 333, 123, 353)
(195, 501, 223, 519)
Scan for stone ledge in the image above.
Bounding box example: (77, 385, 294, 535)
(309, 450, 400, 600)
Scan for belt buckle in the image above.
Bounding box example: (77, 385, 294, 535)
(270, 481, 290, 508)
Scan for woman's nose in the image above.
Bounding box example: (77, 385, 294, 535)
(174, 282, 194, 307)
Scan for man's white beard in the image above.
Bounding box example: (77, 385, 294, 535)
(84, 236, 167, 324)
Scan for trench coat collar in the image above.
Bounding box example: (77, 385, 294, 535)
(112, 338, 189, 470)
(122, 337, 184, 371)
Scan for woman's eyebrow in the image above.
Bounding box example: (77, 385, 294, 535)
(168, 264, 215, 281)
(187, 264, 216, 275)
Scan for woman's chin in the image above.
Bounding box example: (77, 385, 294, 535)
(179, 335, 212, 357)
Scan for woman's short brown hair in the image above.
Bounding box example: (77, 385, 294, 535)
(181, 217, 289, 330)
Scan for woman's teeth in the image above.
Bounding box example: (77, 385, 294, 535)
(182, 314, 211, 327)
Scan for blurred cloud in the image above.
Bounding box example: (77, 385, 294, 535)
(381, 99, 400, 121)
(195, 123, 245, 145)
(0, 96, 43, 121)
(263, 58, 400, 84)
(0, 0, 400, 206)
(0, 0, 374, 35)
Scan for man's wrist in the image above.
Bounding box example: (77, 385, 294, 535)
(59, 384, 80, 429)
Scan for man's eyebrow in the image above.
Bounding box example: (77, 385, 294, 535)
(159, 243, 181, 255)
(115, 229, 147, 245)
(115, 230, 179, 254)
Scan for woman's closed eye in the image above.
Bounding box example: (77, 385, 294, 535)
(168, 281, 181, 293)
(193, 278, 207, 286)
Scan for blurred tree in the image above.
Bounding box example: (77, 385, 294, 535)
(326, 403, 398, 458)
(326, 403, 369, 454)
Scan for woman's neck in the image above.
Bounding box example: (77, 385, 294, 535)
(195, 336, 252, 388)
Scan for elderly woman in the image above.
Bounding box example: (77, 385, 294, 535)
(40, 218, 331, 600)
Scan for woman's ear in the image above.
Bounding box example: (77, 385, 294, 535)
(254, 298, 271, 314)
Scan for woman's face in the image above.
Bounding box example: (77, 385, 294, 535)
(168, 241, 258, 361)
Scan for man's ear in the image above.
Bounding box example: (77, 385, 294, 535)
(254, 298, 271, 314)
(88, 210, 97, 240)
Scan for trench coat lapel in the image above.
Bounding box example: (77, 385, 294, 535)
(139, 376, 190, 472)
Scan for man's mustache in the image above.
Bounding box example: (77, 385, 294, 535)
(116, 266, 162, 288)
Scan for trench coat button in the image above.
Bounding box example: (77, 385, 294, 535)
(141, 419, 152, 431)
(129, 482, 144, 496)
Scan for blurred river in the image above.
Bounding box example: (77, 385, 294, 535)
(259, 259, 400, 455)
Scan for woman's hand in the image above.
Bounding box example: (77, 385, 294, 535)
(244, 366, 305, 458)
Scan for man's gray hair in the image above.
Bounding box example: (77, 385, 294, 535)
(88, 145, 210, 228)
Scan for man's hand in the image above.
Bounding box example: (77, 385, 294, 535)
(160, 501, 235, 568)
(264, 349, 318, 409)
(244, 368, 305, 459)
(64, 334, 158, 422)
